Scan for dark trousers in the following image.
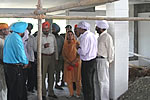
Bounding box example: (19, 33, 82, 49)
(55, 57, 64, 86)
(27, 62, 37, 91)
(4, 64, 25, 100)
(22, 69, 28, 100)
(81, 58, 96, 100)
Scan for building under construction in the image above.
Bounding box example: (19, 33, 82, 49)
(0, 0, 150, 100)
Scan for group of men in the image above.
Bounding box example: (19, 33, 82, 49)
(0, 20, 114, 100)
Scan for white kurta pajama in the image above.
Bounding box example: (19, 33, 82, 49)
(94, 31, 114, 100)
(0, 37, 7, 100)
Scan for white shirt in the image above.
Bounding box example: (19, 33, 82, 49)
(77, 34, 82, 42)
(33, 36, 37, 52)
(97, 31, 114, 63)
(0, 37, 4, 60)
(41, 33, 58, 60)
(78, 30, 97, 61)
(22, 31, 29, 60)
(27, 35, 35, 62)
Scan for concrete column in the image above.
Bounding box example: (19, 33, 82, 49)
(106, 0, 129, 99)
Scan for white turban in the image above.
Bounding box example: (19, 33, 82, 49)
(96, 20, 109, 29)
(77, 21, 90, 30)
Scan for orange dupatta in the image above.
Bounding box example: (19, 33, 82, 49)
(62, 32, 79, 66)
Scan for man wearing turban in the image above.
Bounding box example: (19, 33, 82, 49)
(95, 20, 114, 100)
(77, 21, 97, 100)
(74, 24, 80, 38)
(0, 23, 9, 38)
(65, 25, 72, 33)
(60, 25, 72, 40)
(0, 23, 9, 100)
(26, 23, 37, 93)
(3, 22, 29, 100)
(41, 21, 58, 100)
(52, 23, 64, 90)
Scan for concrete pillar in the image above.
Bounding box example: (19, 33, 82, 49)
(106, 0, 129, 99)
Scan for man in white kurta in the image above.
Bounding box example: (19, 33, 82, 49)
(0, 23, 9, 100)
(94, 20, 114, 100)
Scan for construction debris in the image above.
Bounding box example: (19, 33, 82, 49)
(119, 65, 150, 100)
(119, 76, 150, 100)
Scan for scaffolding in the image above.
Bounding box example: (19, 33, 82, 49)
(1, 0, 150, 100)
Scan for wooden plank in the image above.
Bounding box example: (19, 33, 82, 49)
(37, 0, 43, 100)
(34, 0, 118, 14)
(1, 14, 150, 21)
(44, 16, 150, 21)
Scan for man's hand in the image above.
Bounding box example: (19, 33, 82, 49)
(28, 61, 32, 68)
(44, 43, 50, 48)
(55, 60, 58, 65)
(76, 43, 80, 49)
(23, 64, 29, 69)
(109, 62, 113, 67)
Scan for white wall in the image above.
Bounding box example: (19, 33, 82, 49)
(138, 12, 150, 66)
(67, 11, 96, 33)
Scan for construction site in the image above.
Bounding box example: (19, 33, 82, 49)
(1, 0, 150, 100)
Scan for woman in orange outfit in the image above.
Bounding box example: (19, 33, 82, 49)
(62, 30, 81, 98)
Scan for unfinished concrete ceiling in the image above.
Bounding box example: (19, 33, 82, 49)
(0, 0, 119, 15)
(1, 0, 150, 9)
(0, 0, 77, 8)
(129, 0, 150, 4)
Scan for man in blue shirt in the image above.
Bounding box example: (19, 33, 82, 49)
(3, 22, 28, 100)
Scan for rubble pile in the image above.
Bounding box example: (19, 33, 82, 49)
(119, 65, 150, 100)
(119, 77, 150, 100)
(129, 66, 150, 82)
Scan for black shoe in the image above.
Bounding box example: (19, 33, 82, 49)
(73, 82, 76, 90)
(55, 85, 64, 90)
(48, 94, 58, 99)
(28, 90, 34, 93)
(60, 82, 66, 87)
(42, 96, 46, 100)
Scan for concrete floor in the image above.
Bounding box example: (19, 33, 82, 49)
(28, 86, 83, 100)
